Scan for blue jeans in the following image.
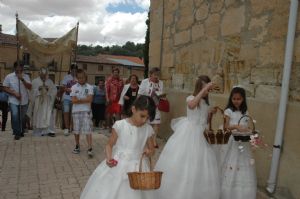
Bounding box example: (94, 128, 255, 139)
(10, 103, 28, 136)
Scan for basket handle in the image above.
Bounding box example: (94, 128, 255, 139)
(237, 115, 256, 133)
(139, 153, 153, 172)
(208, 106, 226, 131)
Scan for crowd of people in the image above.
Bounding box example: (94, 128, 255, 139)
(0, 62, 164, 150)
(0, 61, 257, 199)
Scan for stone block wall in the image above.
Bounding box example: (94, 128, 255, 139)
(149, 0, 300, 197)
(149, 0, 300, 102)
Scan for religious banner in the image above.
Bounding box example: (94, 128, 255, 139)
(16, 19, 78, 67)
(17, 19, 77, 54)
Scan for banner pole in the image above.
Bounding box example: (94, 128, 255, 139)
(16, 13, 20, 66)
(73, 22, 79, 64)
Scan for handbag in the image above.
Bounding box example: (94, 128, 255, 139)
(157, 98, 170, 112)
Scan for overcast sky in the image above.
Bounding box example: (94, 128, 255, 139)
(0, 0, 150, 46)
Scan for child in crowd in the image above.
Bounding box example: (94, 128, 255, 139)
(70, 69, 94, 157)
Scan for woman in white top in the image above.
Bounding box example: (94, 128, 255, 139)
(138, 67, 163, 148)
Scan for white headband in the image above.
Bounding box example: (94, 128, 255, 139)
(232, 85, 244, 89)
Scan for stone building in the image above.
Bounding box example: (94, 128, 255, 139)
(76, 54, 145, 85)
(149, 0, 300, 197)
(0, 29, 18, 81)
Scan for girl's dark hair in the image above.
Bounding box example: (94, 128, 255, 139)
(226, 87, 248, 114)
(193, 75, 211, 105)
(128, 95, 156, 121)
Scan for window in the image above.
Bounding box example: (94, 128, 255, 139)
(98, 64, 103, 71)
(83, 64, 87, 70)
(22, 53, 30, 65)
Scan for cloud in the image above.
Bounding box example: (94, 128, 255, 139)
(0, 0, 150, 46)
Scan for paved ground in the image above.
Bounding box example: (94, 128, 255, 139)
(0, 126, 166, 199)
(0, 124, 278, 199)
(0, 128, 110, 199)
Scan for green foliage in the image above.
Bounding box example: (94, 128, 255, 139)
(143, 12, 150, 78)
(77, 41, 145, 58)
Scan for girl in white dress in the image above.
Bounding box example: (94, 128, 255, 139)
(154, 75, 220, 199)
(80, 95, 156, 199)
(221, 86, 257, 199)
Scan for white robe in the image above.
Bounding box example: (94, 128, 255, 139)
(28, 77, 57, 135)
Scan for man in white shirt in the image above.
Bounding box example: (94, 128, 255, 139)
(3, 62, 32, 140)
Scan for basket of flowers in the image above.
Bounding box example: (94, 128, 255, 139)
(204, 107, 232, 144)
(127, 153, 163, 190)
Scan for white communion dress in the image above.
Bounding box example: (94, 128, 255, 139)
(221, 108, 257, 199)
(80, 119, 154, 199)
(154, 96, 220, 199)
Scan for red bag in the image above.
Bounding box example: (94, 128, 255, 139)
(158, 99, 170, 112)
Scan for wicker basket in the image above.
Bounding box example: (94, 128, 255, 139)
(232, 115, 258, 141)
(127, 153, 163, 190)
(204, 107, 232, 144)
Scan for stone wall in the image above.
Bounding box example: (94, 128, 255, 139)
(149, 0, 300, 102)
(160, 89, 300, 198)
(149, 0, 300, 197)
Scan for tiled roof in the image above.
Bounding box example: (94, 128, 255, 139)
(0, 33, 17, 45)
(76, 55, 117, 65)
(77, 54, 145, 68)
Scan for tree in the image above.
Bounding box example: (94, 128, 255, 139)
(143, 12, 150, 78)
(77, 42, 145, 58)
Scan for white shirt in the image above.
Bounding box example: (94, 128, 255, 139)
(3, 72, 31, 105)
(61, 74, 77, 101)
(70, 83, 94, 113)
(138, 78, 163, 97)
(118, 84, 130, 105)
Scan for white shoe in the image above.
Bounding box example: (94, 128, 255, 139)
(64, 129, 70, 136)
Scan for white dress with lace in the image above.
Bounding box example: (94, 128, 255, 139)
(221, 108, 257, 199)
(154, 96, 220, 199)
(80, 119, 154, 199)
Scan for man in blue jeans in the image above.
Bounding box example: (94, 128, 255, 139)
(3, 62, 32, 140)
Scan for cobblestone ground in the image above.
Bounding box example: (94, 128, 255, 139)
(0, 124, 272, 199)
(0, 128, 109, 199)
(0, 124, 165, 199)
